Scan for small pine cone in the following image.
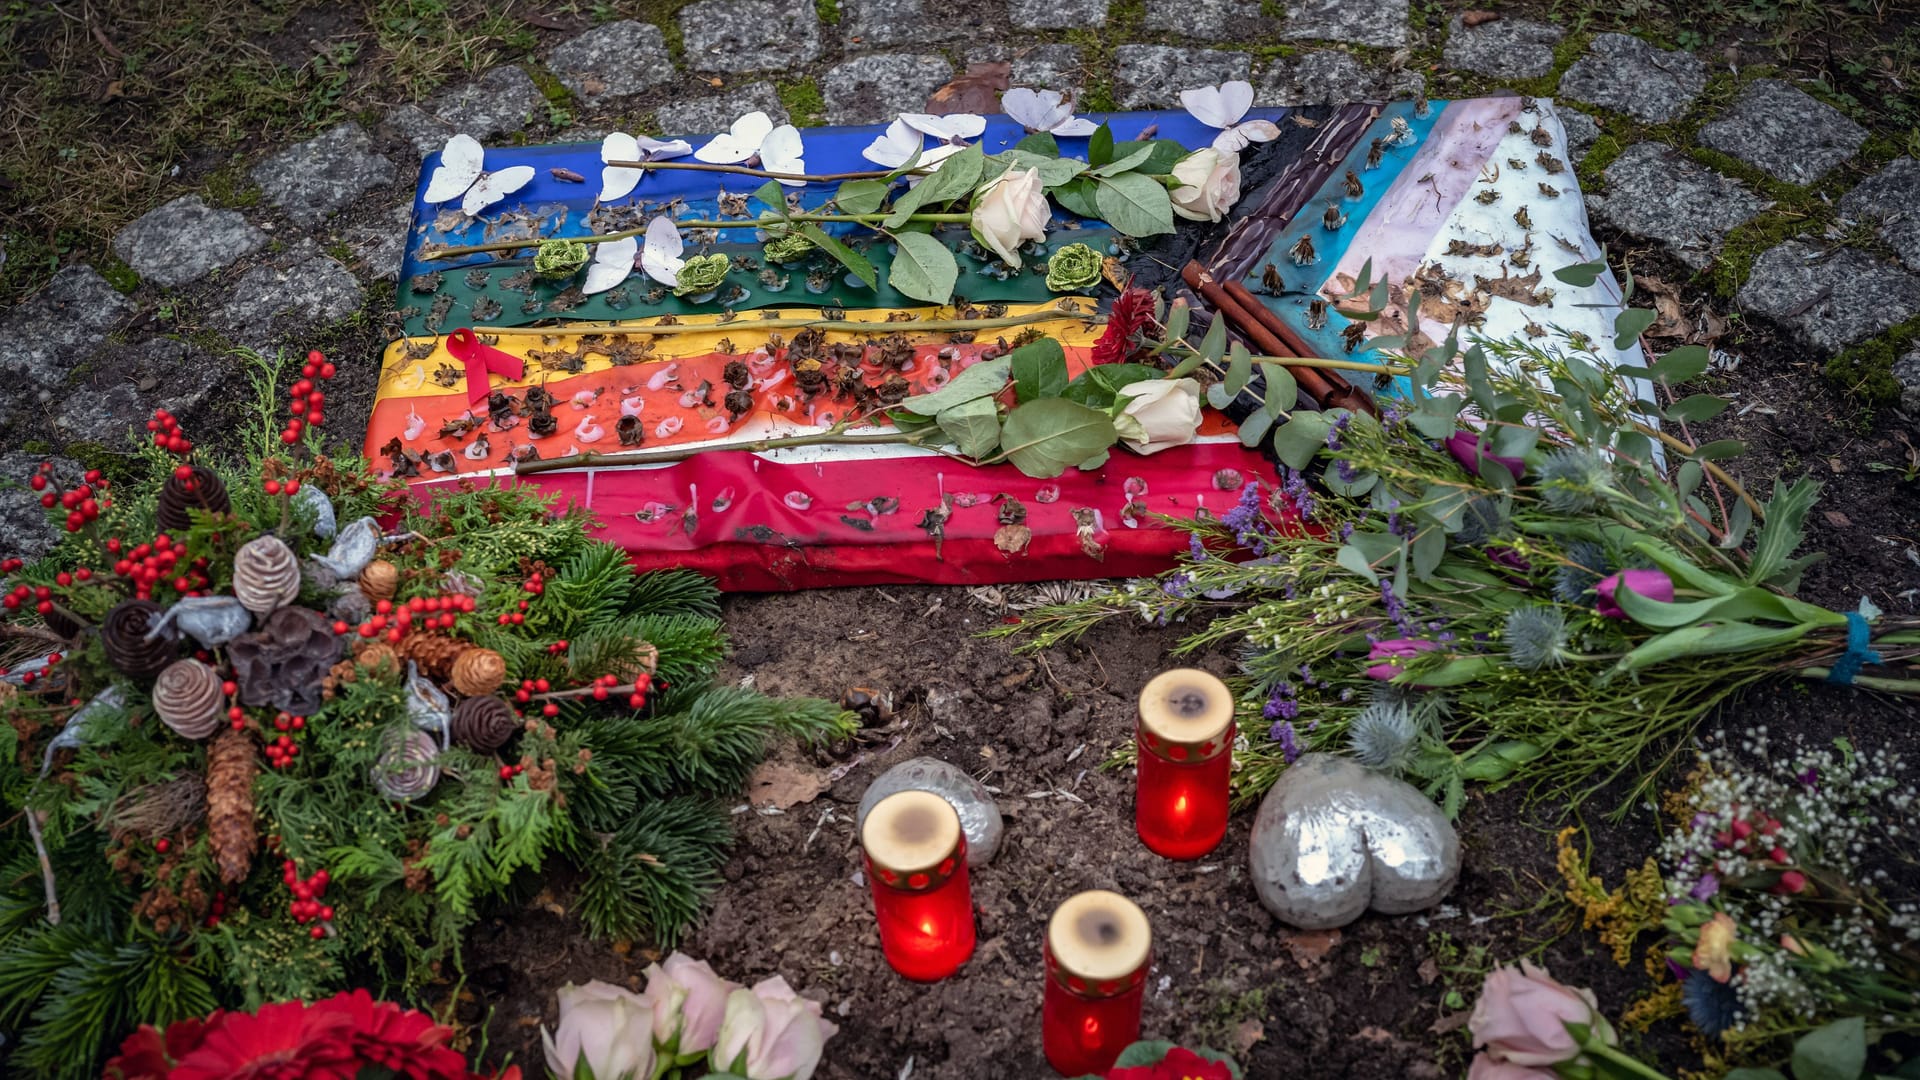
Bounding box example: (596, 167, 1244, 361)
(206, 730, 258, 885)
(232, 534, 301, 616)
(322, 658, 358, 701)
(155, 465, 231, 534)
(613, 642, 660, 683)
(359, 559, 399, 600)
(395, 633, 465, 681)
(153, 659, 224, 739)
(449, 648, 506, 696)
(101, 600, 180, 678)
(450, 695, 517, 751)
(354, 642, 400, 677)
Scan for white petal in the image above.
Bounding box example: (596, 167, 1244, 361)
(861, 118, 920, 168)
(635, 135, 693, 160)
(1234, 119, 1280, 144)
(730, 110, 776, 146)
(583, 237, 637, 295)
(694, 131, 756, 164)
(641, 217, 685, 285)
(601, 164, 643, 202)
(1212, 127, 1250, 154)
(1217, 80, 1255, 125)
(1050, 116, 1100, 137)
(901, 112, 985, 140)
(423, 134, 484, 202)
(761, 125, 807, 185)
(461, 165, 535, 215)
(602, 132, 640, 164)
(1001, 88, 1054, 133)
(1179, 85, 1235, 130)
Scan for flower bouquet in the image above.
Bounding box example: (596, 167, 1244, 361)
(1001, 272, 1920, 811)
(0, 350, 852, 1077)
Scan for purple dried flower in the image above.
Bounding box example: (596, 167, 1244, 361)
(1274, 721, 1301, 763)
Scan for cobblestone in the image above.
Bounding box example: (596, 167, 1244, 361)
(250, 123, 394, 227)
(1586, 143, 1766, 270)
(1558, 33, 1706, 124)
(1698, 79, 1868, 186)
(1736, 241, 1920, 353)
(680, 0, 823, 71)
(821, 53, 955, 125)
(547, 20, 674, 105)
(112, 196, 266, 288)
(1112, 46, 1252, 110)
(1840, 157, 1920, 274)
(1443, 15, 1562, 80)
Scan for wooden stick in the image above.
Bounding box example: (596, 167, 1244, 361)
(1181, 261, 1346, 410)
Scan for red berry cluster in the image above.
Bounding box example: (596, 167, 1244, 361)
(514, 677, 554, 718)
(262, 711, 307, 769)
(1710, 807, 1805, 893)
(334, 592, 476, 642)
(280, 351, 337, 446)
(110, 534, 212, 602)
(545, 638, 570, 655)
(494, 570, 545, 627)
(498, 761, 528, 781)
(1, 558, 21, 573)
(32, 464, 107, 533)
(147, 409, 193, 456)
(0, 649, 61, 685)
(281, 859, 335, 939)
(204, 890, 230, 929)
(262, 476, 302, 497)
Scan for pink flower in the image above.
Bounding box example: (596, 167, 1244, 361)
(644, 953, 738, 1058)
(1594, 569, 1673, 619)
(713, 976, 838, 1080)
(1469, 960, 1614, 1067)
(1445, 431, 1524, 479)
(1364, 639, 1438, 682)
(542, 981, 654, 1080)
(1468, 1054, 1560, 1079)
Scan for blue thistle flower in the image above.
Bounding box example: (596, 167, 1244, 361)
(1553, 540, 1608, 603)
(1503, 606, 1569, 670)
(1348, 697, 1420, 774)
(1538, 447, 1609, 514)
(1454, 495, 1506, 546)
(1682, 972, 1741, 1038)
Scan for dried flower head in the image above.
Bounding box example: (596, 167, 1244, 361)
(1348, 694, 1421, 774)
(1503, 606, 1569, 671)
(1537, 447, 1610, 513)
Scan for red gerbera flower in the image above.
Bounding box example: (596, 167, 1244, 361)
(170, 1000, 358, 1080)
(105, 1015, 218, 1080)
(313, 989, 470, 1080)
(1093, 288, 1159, 366)
(1107, 1046, 1236, 1080)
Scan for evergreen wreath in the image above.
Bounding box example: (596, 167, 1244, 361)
(0, 350, 852, 1077)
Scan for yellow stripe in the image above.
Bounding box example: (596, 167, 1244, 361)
(376, 303, 1106, 399)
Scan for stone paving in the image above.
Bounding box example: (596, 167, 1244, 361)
(8, 3, 1920, 561)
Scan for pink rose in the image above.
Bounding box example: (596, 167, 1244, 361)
(1364, 639, 1439, 682)
(1594, 569, 1673, 620)
(1469, 960, 1614, 1067)
(1468, 1054, 1560, 1079)
(644, 952, 738, 1058)
(713, 976, 839, 1080)
(542, 981, 655, 1080)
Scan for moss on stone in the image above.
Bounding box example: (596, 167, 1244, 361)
(1825, 317, 1920, 408)
(778, 77, 827, 129)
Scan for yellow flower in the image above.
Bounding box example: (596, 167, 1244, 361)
(1692, 913, 1738, 983)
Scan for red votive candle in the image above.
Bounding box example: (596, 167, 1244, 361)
(1135, 668, 1235, 860)
(1043, 890, 1152, 1077)
(862, 790, 976, 981)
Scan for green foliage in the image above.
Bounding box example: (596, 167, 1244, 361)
(575, 797, 732, 944)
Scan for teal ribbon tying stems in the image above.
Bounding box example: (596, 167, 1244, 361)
(1825, 611, 1883, 685)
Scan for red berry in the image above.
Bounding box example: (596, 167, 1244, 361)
(333, 620, 350, 634)
(280, 429, 299, 445)
(291, 715, 305, 730)
(319, 905, 334, 920)
(358, 623, 376, 638)
(541, 703, 559, 718)
(308, 350, 324, 365)
(264, 480, 282, 495)
(310, 925, 326, 940)
(1779, 870, 1808, 894)
(39, 492, 56, 508)
(28, 475, 46, 491)
(375, 599, 393, 615)
(222, 680, 238, 695)
(75, 568, 91, 581)
(313, 869, 329, 887)
(155, 838, 171, 853)
(386, 627, 404, 643)
(592, 686, 608, 701)
(515, 689, 531, 704)
(307, 412, 324, 426)
(629, 693, 646, 709)
(321, 362, 336, 379)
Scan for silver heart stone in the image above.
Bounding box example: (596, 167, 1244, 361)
(857, 757, 1004, 867)
(1249, 753, 1459, 929)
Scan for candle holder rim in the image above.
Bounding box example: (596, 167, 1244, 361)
(1047, 889, 1151, 983)
(1137, 668, 1235, 748)
(862, 789, 963, 877)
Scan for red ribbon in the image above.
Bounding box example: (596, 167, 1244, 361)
(445, 327, 526, 408)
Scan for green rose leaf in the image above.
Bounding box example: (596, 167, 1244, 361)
(884, 144, 985, 227)
(1045, 242, 1102, 292)
(1088, 123, 1115, 168)
(672, 253, 731, 296)
(1051, 178, 1101, 220)
(1015, 131, 1060, 157)
(1010, 338, 1070, 403)
(991, 150, 1088, 188)
(901, 356, 1010, 415)
(935, 397, 1003, 459)
(1109, 139, 1190, 175)
(835, 178, 891, 215)
(1094, 172, 1175, 237)
(1112, 1042, 1179, 1068)
(1090, 144, 1158, 179)
(752, 179, 789, 217)
(795, 223, 877, 291)
(997, 399, 1119, 479)
(1063, 363, 1159, 409)
(888, 231, 958, 304)
(1792, 1017, 1866, 1080)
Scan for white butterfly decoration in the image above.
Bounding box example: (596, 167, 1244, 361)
(898, 112, 985, 141)
(1001, 88, 1098, 137)
(861, 118, 969, 172)
(599, 132, 693, 202)
(640, 216, 686, 286)
(423, 134, 537, 216)
(693, 111, 807, 186)
(582, 236, 637, 296)
(1180, 81, 1280, 153)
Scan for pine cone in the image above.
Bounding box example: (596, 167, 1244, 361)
(395, 632, 465, 682)
(359, 559, 399, 601)
(155, 465, 231, 534)
(206, 730, 257, 885)
(322, 657, 358, 701)
(153, 659, 224, 739)
(450, 695, 518, 751)
(449, 648, 506, 697)
(101, 600, 179, 677)
(354, 642, 400, 677)
(233, 534, 301, 616)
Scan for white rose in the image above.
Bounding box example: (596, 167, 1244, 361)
(1168, 148, 1242, 223)
(970, 167, 1049, 268)
(542, 981, 656, 1080)
(1114, 378, 1203, 455)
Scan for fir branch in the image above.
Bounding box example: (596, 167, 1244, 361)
(575, 797, 731, 945)
(626, 568, 722, 619)
(628, 614, 727, 691)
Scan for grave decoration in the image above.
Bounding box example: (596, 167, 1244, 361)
(0, 352, 853, 1077)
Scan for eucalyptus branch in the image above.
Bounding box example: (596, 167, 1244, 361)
(601, 160, 928, 183)
(423, 213, 973, 261)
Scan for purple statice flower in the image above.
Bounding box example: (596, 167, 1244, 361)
(1279, 466, 1317, 520)
(1339, 522, 1354, 541)
(1162, 574, 1192, 599)
(1689, 873, 1720, 901)
(1221, 482, 1273, 554)
(1298, 663, 1316, 686)
(1262, 681, 1297, 719)
(1325, 411, 1352, 451)
(1188, 532, 1209, 562)
(1798, 766, 1820, 790)
(1335, 458, 1359, 484)
(1380, 580, 1416, 638)
(1384, 497, 1404, 538)
(1273, 721, 1302, 764)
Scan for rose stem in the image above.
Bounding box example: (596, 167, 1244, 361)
(601, 160, 929, 182)
(422, 214, 974, 260)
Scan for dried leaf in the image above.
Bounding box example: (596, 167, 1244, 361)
(1233, 1019, 1265, 1055)
(925, 61, 1010, 115)
(1823, 510, 1853, 528)
(1461, 9, 1500, 26)
(1281, 927, 1342, 968)
(1418, 956, 1440, 984)
(994, 523, 1033, 555)
(746, 761, 829, 810)
(1429, 1010, 1472, 1035)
